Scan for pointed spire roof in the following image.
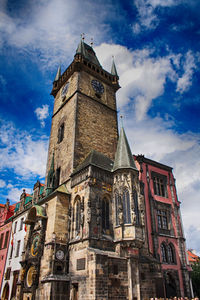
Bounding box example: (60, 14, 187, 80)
(111, 57, 118, 77)
(54, 66, 61, 81)
(113, 127, 137, 172)
(75, 37, 101, 67)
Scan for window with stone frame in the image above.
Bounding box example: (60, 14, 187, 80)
(133, 190, 140, 225)
(0, 233, 4, 249)
(102, 197, 109, 231)
(123, 189, 131, 224)
(5, 267, 11, 280)
(157, 209, 168, 230)
(58, 123, 64, 143)
(152, 173, 168, 197)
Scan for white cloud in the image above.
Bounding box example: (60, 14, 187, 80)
(176, 51, 198, 94)
(0, 179, 6, 188)
(35, 104, 49, 128)
(0, 120, 48, 179)
(0, 0, 122, 70)
(6, 184, 32, 203)
(133, 0, 181, 33)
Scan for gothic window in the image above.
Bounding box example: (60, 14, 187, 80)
(168, 244, 175, 264)
(133, 190, 139, 225)
(115, 192, 120, 226)
(161, 243, 167, 263)
(75, 198, 81, 233)
(157, 210, 168, 229)
(102, 197, 109, 231)
(123, 189, 131, 224)
(58, 123, 64, 143)
(153, 174, 167, 197)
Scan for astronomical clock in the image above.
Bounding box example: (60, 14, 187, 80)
(19, 205, 47, 299)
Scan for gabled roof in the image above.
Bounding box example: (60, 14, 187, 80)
(76, 40, 101, 67)
(113, 127, 137, 172)
(72, 150, 114, 175)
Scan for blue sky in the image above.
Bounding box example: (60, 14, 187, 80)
(0, 0, 200, 252)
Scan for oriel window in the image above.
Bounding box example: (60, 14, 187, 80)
(115, 192, 120, 226)
(133, 190, 140, 225)
(58, 123, 64, 143)
(123, 189, 131, 224)
(75, 199, 81, 233)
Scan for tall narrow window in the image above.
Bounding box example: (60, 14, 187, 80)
(115, 192, 120, 226)
(58, 123, 64, 143)
(75, 199, 81, 233)
(133, 190, 139, 225)
(10, 244, 13, 259)
(55, 167, 61, 188)
(3, 231, 9, 248)
(168, 244, 175, 264)
(16, 240, 21, 257)
(161, 243, 167, 262)
(102, 197, 109, 231)
(20, 218, 24, 231)
(123, 189, 131, 224)
(0, 233, 4, 249)
(157, 210, 168, 229)
(14, 221, 17, 233)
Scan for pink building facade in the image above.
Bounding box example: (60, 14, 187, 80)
(135, 155, 193, 298)
(0, 200, 15, 292)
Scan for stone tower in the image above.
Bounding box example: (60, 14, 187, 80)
(18, 40, 164, 300)
(46, 38, 120, 192)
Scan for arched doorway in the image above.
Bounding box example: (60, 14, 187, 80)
(165, 272, 177, 298)
(2, 282, 9, 300)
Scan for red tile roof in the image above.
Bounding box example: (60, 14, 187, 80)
(187, 250, 199, 263)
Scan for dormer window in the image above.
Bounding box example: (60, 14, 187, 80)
(58, 123, 64, 143)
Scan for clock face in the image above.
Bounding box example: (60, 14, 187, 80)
(31, 234, 40, 257)
(26, 266, 36, 288)
(56, 249, 64, 260)
(61, 82, 69, 99)
(91, 80, 104, 95)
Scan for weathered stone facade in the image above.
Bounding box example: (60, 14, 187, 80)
(15, 40, 192, 300)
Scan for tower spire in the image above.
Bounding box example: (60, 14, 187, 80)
(54, 65, 61, 82)
(111, 56, 118, 77)
(113, 127, 137, 172)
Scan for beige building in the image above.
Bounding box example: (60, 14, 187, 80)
(16, 39, 173, 300)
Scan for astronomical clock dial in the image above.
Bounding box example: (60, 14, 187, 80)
(26, 266, 36, 288)
(61, 82, 69, 99)
(91, 79, 104, 95)
(31, 234, 40, 257)
(56, 249, 64, 260)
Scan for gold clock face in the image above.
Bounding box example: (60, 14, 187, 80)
(26, 266, 36, 288)
(31, 234, 40, 257)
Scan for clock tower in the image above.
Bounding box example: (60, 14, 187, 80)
(46, 38, 120, 190)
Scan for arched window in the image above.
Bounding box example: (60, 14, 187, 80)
(168, 244, 175, 264)
(102, 197, 109, 231)
(161, 243, 167, 262)
(133, 190, 139, 225)
(115, 192, 120, 226)
(75, 198, 81, 233)
(123, 189, 131, 224)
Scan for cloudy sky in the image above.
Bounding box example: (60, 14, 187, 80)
(0, 0, 199, 252)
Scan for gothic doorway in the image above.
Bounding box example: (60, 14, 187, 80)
(2, 282, 9, 300)
(165, 272, 177, 298)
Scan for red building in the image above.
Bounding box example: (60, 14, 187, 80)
(187, 250, 200, 265)
(135, 155, 193, 298)
(0, 200, 15, 292)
